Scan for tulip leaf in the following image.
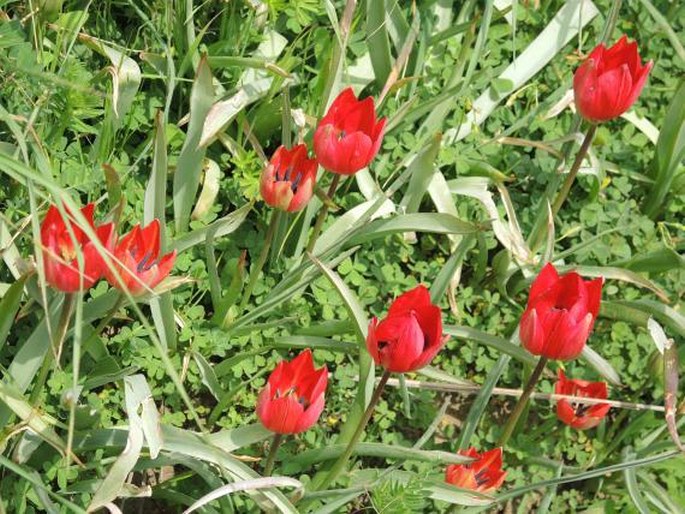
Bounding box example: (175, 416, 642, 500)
(643, 79, 685, 218)
(173, 55, 214, 233)
(192, 351, 225, 403)
(269, 335, 357, 354)
(146, 110, 176, 352)
(581, 346, 622, 386)
(613, 246, 685, 274)
(399, 133, 443, 215)
(283, 442, 471, 473)
(366, 0, 392, 87)
(557, 265, 670, 303)
(0, 274, 26, 352)
(206, 423, 273, 453)
(443, 0, 600, 143)
(347, 213, 477, 247)
(444, 324, 537, 367)
(173, 202, 252, 254)
(88, 375, 147, 511)
(182, 477, 304, 514)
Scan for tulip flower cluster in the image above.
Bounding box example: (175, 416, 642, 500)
(41, 202, 176, 295)
(259, 88, 386, 212)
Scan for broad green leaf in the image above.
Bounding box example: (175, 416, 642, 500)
(643, 79, 685, 218)
(284, 442, 471, 472)
(614, 246, 685, 274)
(366, 0, 392, 87)
(347, 213, 476, 246)
(173, 202, 252, 254)
(173, 55, 214, 233)
(0, 275, 26, 351)
(400, 133, 442, 214)
(192, 351, 225, 402)
(444, 325, 537, 367)
(206, 423, 272, 453)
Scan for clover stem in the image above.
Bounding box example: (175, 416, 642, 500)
(240, 210, 280, 311)
(305, 174, 342, 255)
(29, 293, 75, 406)
(497, 356, 548, 447)
(313, 369, 391, 491)
(263, 433, 285, 476)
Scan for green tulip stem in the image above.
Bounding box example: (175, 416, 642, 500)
(313, 369, 391, 491)
(29, 293, 75, 406)
(240, 210, 280, 311)
(497, 356, 549, 447)
(305, 174, 342, 255)
(82, 292, 126, 355)
(549, 124, 597, 219)
(263, 433, 285, 476)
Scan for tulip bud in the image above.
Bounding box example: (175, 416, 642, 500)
(256, 349, 328, 434)
(313, 88, 386, 175)
(445, 447, 507, 493)
(555, 369, 610, 430)
(520, 263, 603, 361)
(573, 35, 653, 123)
(366, 285, 448, 373)
(260, 145, 318, 212)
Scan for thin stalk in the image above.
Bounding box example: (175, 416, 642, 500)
(313, 370, 391, 491)
(497, 356, 548, 447)
(82, 293, 126, 354)
(29, 293, 75, 405)
(263, 433, 285, 476)
(549, 125, 597, 219)
(305, 174, 341, 255)
(240, 210, 280, 311)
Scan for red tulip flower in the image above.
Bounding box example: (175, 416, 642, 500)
(256, 349, 328, 434)
(105, 219, 176, 295)
(41, 203, 114, 292)
(573, 35, 653, 123)
(520, 263, 603, 361)
(445, 447, 506, 493)
(313, 87, 386, 175)
(555, 369, 610, 430)
(260, 144, 318, 212)
(366, 285, 448, 373)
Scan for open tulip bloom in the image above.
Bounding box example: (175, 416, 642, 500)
(366, 285, 448, 373)
(445, 447, 507, 493)
(573, 35, 653, 123)
(520, 263, 603, 361)
(260, 144, 318, 212)
(313, 87, 386, 175)
(257, 349, 328, 434)
(104, 219, 176, 296)
(41, 203, 115, 293)
(555, 369, 610, 430)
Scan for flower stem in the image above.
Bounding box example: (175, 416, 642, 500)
(263, 433, 285, 476)
(82, 293, 126, 355)
(497, 356, 548, 447)
(528, 124, 597, 252)
(305, 174, 341, 255)
(29, 293, 75, 405)
(312, 369, 391, 491)
(549, 124, 597, 219)
(239, 210, 280, 311)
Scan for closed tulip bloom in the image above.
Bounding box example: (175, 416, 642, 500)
(260, 145, 318, 212)
(445, 447, 507, 493)
(257, 349, 328, 434)
(366, 285, 448, 373)
(555, 369, 610, 430)
(574, 35, 653, 122)
(313, 87, 386, 175)
(105, 219, 176, 295)
(41, 203, 115, 292)
(520, 263, 603, 361)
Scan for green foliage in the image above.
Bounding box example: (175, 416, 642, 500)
(0, 0, 682, 512)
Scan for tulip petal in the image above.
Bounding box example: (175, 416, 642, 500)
(528, 263, 560, 303)
(545, 311, 593, 360)
(387, 285, 432, 317)
(375, 313, 425, 372)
